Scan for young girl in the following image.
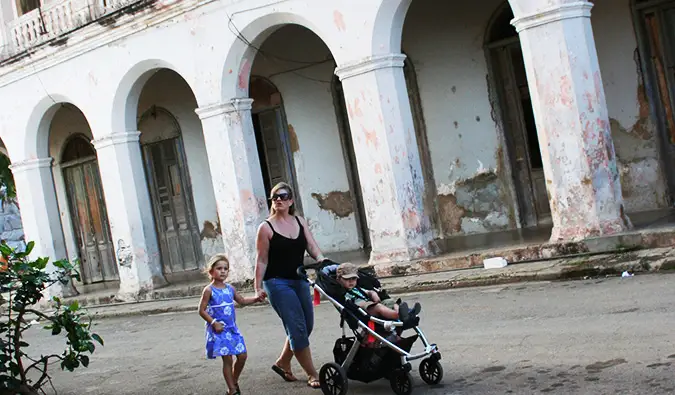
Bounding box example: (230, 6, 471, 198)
(199, 254, 262, 395)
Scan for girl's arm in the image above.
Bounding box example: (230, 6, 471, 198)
(254, 223, 272, 297)
(298, 216, 326, 262)
(233, 288, 261, 306)
(198, 286, 216, 324)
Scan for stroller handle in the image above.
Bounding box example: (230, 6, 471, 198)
(296, 259, 339, 280)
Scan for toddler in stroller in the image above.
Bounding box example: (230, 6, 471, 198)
(299, 260, 443, 395)
(335, 262, 421, 326)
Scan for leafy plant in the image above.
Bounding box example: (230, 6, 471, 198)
(0, 242, 103, 394)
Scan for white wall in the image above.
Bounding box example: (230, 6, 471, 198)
(251, 25, 361, 252)
(403, 0, 515, 236)
(137, 69, 223, 262)
(401, 0, 668, 237)
(593, 0, 668, 212)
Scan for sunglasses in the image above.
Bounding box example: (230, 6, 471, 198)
(270, 193, 292, 201)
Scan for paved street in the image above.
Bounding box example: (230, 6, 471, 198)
(26, 273, 675, 394)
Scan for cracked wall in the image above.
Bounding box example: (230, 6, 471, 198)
(595, 1, 668, 212)
(404, 0, 668, 238)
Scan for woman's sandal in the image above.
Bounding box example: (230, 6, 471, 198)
(307, 378, 321, 389)
(271, 365, 298, 382)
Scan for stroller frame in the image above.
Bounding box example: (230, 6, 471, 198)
(299, 262, 443, 395)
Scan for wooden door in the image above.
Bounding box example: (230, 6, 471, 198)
(492, 42, 551, 226)
(252, 108, 302, 210)
(143, 138, 202, 274)
(63, 160, 118, 284)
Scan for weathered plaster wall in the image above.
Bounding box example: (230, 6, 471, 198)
(137, 69, 223, 263)
(592, 0, 668, 213)
(251, 25, 361, 252)
(402, 0, 668, 238)
(402, 0, 515, 237)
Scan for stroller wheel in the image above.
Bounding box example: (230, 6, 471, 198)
(319, 362, 348, 395)
(389, 370, 413, 395)
(419, 357, 444, 385)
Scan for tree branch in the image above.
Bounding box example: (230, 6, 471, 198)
(14, 309, 27, 384)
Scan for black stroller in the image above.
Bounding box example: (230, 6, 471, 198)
(298, 261, 443, 395)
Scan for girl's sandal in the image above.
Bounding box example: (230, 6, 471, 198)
(307, 378, 321, 389)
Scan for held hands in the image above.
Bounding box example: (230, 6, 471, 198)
(255, 288, 267, 302)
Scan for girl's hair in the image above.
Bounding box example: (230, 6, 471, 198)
(269, 181, 296, 216)
(205, 253, 229, 279)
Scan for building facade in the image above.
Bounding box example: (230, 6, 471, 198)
(0, 0, 672, 300)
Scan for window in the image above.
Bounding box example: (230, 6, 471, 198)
(15, 0, 40, 16)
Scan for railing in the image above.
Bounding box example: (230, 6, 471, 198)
(4, 0, 139, 55)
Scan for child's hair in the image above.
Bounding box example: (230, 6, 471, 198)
(205, 253, 230, 280)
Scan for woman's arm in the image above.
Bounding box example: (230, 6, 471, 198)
(298, 216, 325, 262)
(254, 222, 272, 297)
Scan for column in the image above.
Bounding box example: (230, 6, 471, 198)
(195, 99, 268, 283)
(91, 131, 166, 301)
(335, 54, 436, 265)
(10, 158, 76, 298)
(512, 1, 632, 241)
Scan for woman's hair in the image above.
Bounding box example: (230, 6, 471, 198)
(269, 181, 296, 216)
(205, 253, 229, 279)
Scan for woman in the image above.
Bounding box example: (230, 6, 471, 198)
(254, 182, 326, 389)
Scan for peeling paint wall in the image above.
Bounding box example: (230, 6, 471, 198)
(137, 69, 224, 263)
(402, 0, 668, 238)
(402, 0, 515, 237)
(592, 0, 669, 212)
(251, 25, 361, 252)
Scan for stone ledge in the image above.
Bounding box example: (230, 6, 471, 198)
(373, 226, 675, 277)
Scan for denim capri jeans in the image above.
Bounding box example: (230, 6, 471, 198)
(263, 277, 314, 351)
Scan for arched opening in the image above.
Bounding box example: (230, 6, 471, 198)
(485, 3, 550, 227)
(49, 104, 117, 285)
(247, 24, 366, 254)
(137, 69, 217, 277)
(249, 76, 302, 213)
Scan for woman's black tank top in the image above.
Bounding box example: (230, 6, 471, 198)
(263, 217, 308, 281)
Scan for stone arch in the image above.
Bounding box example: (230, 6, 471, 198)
(111, 59, 202, 136)
(23, 95, 84, 159)
(221, 12, 341, 100)
(372, 0, 413, 57)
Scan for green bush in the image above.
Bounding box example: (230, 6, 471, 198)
(0, 242, 103, 394)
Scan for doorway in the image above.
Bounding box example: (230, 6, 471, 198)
(636, 0, 675, 199)
(61, 135, 118, 284)
(487, 4, 551, 227)
(139, 108, 203, 274)
(250, 76, 302, 211)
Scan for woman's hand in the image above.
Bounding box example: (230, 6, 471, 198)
(256, 288, 267, 301)
(212, 321, 224, 333)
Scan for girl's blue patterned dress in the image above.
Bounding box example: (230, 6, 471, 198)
(205, 284, 247, 358)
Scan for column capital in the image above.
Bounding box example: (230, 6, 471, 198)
(9, 157, 53, 174)
(511, 1, 592, 33)
(91, 131, 141, 150)
(335, 54, 407, 81)
(195, 98, 254, 120)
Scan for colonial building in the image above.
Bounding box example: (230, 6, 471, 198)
(0, 0, 672, 300)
